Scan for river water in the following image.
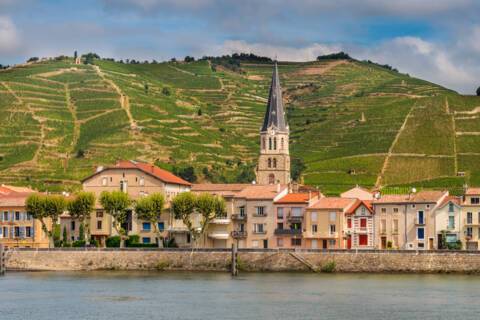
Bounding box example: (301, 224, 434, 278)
(1, 271, 479, 320)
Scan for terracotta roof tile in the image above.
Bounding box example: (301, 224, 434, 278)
(308, 197, 357, 210)
(373, 191, 446, 204)
(275, 192, 319, 204)
(346, 200, 373, 214)
(438, 196, 461, 208)
(234, 184, 287, 200)
(465, 188, 480, 195)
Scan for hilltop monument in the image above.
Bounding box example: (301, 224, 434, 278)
(256, 62, 291, 185)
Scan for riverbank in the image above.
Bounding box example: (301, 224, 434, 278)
(6, 248, 480, 273)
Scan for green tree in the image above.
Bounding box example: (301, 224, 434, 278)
(291, 157, 306, 182)
(27, 194, 66, 248)
(99, 191, 131, 248)
(144, 83, 149, 94)
(62, 225, 68, 247)
(135, 193, 166, 247)
(171, 192, 197, 243)
(79, 223, 85, 243)
(174, 166, 197, 183)
(477, 86, 480, 96)
(67, 192, 95, 244)
(44, 195, 66, 247)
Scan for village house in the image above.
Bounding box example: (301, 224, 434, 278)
(273, 191, 320, 248)
(340, 186, 374, 201)
(0, 185, 50, 248)
(304, 197, 357, 249)
(344, 200, 375, 249)
(372, 191, 448, 250)
(461, 188, 480, 250)
(77, 160, 191, 247)
(434, 196, 462, 249)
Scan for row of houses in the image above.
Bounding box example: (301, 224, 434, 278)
(2, 159, 480, 251)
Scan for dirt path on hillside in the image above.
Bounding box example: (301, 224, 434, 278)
(454, 106, 480, 115)
(0, 81, 45, 168)
(92, 65, 136, 130)
(375, 104, 416, 187)
(447, 98, 459, 174)
(64, 83, 79, 171)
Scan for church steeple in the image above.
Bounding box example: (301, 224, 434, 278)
(256, 62, 291, 185)
(261, 62, 288, 132)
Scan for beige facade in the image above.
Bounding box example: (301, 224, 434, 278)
(257, 129, 291, 185)
(304, 198, 356, 249)
(79, 160, 191, 246)
(0, 186, 50, 248)
(462, 188, 480, 250)
(434, 197, 462, 249)
(373, 191, 448, 250)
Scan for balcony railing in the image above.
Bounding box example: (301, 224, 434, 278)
(274, 228, 302, 236)
(231, 230, 247, 238)
(231, 214, 247, 221)
(287, 214, 303, 222)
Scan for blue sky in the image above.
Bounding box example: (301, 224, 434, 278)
(1, 0, 480, 93)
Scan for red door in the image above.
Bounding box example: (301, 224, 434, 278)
(359, 234, 368, 246)
(347, 236, 352, 249)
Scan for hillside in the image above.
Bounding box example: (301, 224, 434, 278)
(1, 56, 480, 194)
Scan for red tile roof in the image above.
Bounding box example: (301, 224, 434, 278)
(308, 197, 357, 210)
(82, 160, 191, 186)
(0, 185, 36, 207)
(465, 188, 480, 195)
(346, 200, 374, 215)
(438, 196, 461, 208)
(275, 192, 319, 204)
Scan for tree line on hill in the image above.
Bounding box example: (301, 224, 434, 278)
(316, 51, 399, 72)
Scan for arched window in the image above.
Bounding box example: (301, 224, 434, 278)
(273, 137, 277, 150)
(268, 174, 275, 184)
(269, 138, 272, 150)
(281, 138, 284, 150)
(262, 138, 266, 150)
(268, 158, 272, 168)
(273, 158, 277, 168)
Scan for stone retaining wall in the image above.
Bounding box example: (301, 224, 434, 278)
(6, 249, 480, 273)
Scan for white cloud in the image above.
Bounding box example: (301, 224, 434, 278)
(210, 40, 342, 62)
(0, 16, 20, 53)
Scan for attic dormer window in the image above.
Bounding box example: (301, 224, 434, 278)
(139, 177, 145, 186)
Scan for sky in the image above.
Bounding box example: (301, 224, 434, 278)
(1, 0, 479, 93)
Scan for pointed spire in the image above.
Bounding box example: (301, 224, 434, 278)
(261, 61, 288, 132)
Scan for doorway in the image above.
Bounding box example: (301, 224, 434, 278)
(347, 236, 352, 249)
(311, 239, 318, 249)
(429, 238, 434, 250)
(381, 236, 387, 249)
(263, 239, 268, 249)
(322, 239, 328, 249)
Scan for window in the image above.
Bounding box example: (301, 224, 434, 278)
(281, 138, 284, 150)
(417, 227, 425, 240)
(0, 227, 2, 238)
(273, 137, 277, 150)
(467, 227, 473, 237)
(448, 215, 455, 229)
(239, 206, 246, 217)
(3, 227, 8, 239)
(359, 234, 368, 246)
(255, 207, 266, 216)
(381, 208, 386, 213)
(467, 212, 473, 224)
(120, 180, 128, 193)
(269, 174, 275, 184)
(15, 211, 20, 221)
(139, 177, 145, 186)
(269, 138, 272, 150)
(158, 222, 165, 231)
(412, 204, 416, 208)
(360, 218, 367, 228)
(254, 223, 265, 233)
(329, 240, 336, 247)
(273, 158, 277, 168)
(347, 218, 352, 228)
(71, 221, 76, 231)
(329, 224, 336, 234)
(97, 220, 102, 230)
(471, 197, 480, 205)
(142, 237, 151, 244)
(102, 177, 107, 186)
(277, 207, 284, 219)
(268, 158, 272, 168)
(26, 213, 32, 221)
(276, 238, 284, 247)
(14, 226, 20, 238)
(311, 212, 317, 221)
(426, 204, 430, 210)
(142, 222, 151, 231)
(417, 211, 425, 224)
(277, 222, 283, 230)
(291, 207, 302, 217)
(418, 242, 425, 249)
(312, 224, 317, 233)
(3, 211, 8, 221)
(262, 138, 266, 150)
(96, 211, 104, 218)
(291, 238, 302, 246)
(252, 240, 259, 248)
(329, 212, 336, 221)
(448, 203, 454, 212)
(393, 207, 399, 213)
(393, 219, 399, 233)
(361, 207, 366, 215)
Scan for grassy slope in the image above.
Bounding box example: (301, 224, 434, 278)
(0, 57, 479, 194)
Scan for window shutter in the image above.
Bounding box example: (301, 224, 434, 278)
(31, 224, 35, 238)
(10, 227, 14, 238)
(0, 227, 2, 237)
(20, 226, 25, 238)
(0, 212, 3, 222)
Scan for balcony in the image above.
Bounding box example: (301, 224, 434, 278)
(231, 230, 247, 238)
(211, 217, 230, 224)
(231, 214, 247, 221)
(287, 214, 303, 223)
(274, 228, 302, 236)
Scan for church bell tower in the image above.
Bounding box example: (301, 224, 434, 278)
(256, 62, 291, 185)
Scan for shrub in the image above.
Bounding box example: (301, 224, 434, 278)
(126, 234, 140, 246)
(27, 57, 39, 63)
(162, 87, 171, 96)
(387, 241, 393, 249)
(477, 87, 480, 96)
(106, 236, 120, 248)
(162, 237, 178, 248)
(320, 261, 336, 273)
(72, 240, 86, 247)
(317, 52, 351, 60)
